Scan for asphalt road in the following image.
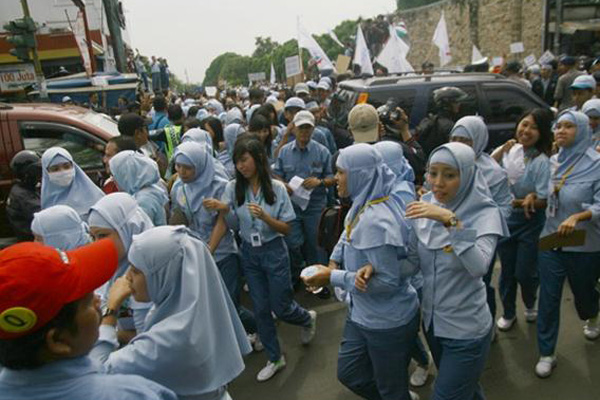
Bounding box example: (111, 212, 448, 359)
(229, 265, 599, 400)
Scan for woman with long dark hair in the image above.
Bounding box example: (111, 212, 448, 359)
(491, 109, 553, 331)
(205, 137, 316, 382)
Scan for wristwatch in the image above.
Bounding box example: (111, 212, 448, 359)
(444, 215, 459, 228)
(101, 307, 118, 319)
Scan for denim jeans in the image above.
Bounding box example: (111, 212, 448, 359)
(337, 314, 419, 400)
(425, 324, 492, 400)
(497, 210, 544, 319)
(241, 237, 311, 362)
(285, 202, 328, 284)
(537, 250, 600, 356)
(216, 254, 257, 334)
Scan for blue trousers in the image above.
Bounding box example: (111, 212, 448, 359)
(151, 72, 161, 93)
(216, 254, 257, 334)
(241, 237, 311, 361)
(483, 254, 497, 321)
(537, 250, 600, 356)
(140, 72, 149, 91)
(425, 324, 492, 400)
(497, 211, 544, 319)
(410, 287, 429, 366)
(286, 203, 327, 284)
(337, 314, 419, 400)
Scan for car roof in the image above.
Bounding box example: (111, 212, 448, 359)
(339, 73, 508, 91)
(0, 103, 119, 140)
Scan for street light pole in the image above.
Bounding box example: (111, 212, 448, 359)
(19, 0, 47, 100)
(554, 0, 562, 55)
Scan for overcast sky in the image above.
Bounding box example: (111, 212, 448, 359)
(124, 0, 396, 83)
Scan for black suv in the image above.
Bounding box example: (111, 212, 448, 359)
(335, 73, 550, 150)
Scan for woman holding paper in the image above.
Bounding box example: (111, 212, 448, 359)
(490, 109, 553, 332)
(205, 136, 316, 383)
(535, 110, 600, 378)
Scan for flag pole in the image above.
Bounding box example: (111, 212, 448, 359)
(297, 15, 305, 82)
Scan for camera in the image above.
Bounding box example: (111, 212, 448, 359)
(377, 97, 402, 125)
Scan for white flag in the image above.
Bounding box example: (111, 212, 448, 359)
(298, 20, 334, 72)
(471, 45, 486, 64)
(376, 25, 413, 73)
(270, 62, 276, 85)
(328, 29, 345, 48)
(74, 11, 92, 76)
(353, 25, 374, 76)
(432, 12, 452, 67)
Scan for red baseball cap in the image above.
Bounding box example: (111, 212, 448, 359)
(0, 239, 118, 340)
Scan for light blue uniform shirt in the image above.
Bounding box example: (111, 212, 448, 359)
(541, 174, 600, 253)
(0, 356, 176, 400)
(410, 229, 497, 340)
(509, 153, 551, 200)
(222, 179, 296, 244)
(330, 238, 419, 330)
(273, 139, 333, 209)
(171, 181, 238, 262)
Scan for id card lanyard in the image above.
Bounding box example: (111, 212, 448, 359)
(346, 196, 389, 242)
(548, 164, 575, 218)
(246, 187, 264, 246)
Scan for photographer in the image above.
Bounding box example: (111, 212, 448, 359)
(378, 99, 426, 186)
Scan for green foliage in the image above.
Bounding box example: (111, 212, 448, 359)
(202, 19, 361, 86)
(396, 0, 439, 9)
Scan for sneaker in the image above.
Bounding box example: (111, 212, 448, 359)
(247, 333, 264, 352)
(410, 362, 430, 387)
(524, 308, 538, 323)
(301, 310, 317, 345)
(410, 391, 420, 400)
(583, 317, 600, 340)
(257, 356, 286, 382)
(535, 355, 557, 378)
(496, 316, 516, 331)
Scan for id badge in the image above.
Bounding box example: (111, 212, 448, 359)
(548, 193, 558, 218)
(250, 232, 262, 247)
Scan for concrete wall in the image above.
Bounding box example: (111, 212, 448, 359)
(397, 0, 545, 68)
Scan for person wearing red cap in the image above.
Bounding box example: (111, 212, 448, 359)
(0, 240, 177, 400)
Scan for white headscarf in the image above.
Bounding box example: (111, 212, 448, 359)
(31, 205, 90, 250)
(107, 226, 251, 396)
(414, 142, 508, 249)
(41, 147, 104, 219)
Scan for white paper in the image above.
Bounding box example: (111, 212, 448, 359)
(492, 56, 504, 66)
(523, 54, 537, 67)
(538, 50, 555, 65)
(510, 42, 525, 54)
(289, 176, 313, 211)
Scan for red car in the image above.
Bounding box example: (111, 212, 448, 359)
(0, 103, 119, 242)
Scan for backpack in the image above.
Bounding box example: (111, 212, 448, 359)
(317, 203, 350, 256)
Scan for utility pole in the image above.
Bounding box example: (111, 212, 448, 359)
(19, 0, 47, 100)
(553, 0, 562, 55)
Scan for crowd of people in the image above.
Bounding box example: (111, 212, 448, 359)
(1, 52, 600, 400)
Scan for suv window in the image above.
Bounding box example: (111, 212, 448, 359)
(426, 85, 479, 118)
(20, 122, 105, 170)
(482, 85, 541, 123)
(366, 89, 417, 116)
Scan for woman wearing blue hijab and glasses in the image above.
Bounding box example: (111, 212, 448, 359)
(170, 141, 258, 341)
(303, 143, 419, 400)
(535, 111, 600, 378)
(109, 150, 168, 226)
(41, 147, 104, 221)
(90, 225, 251, 400)
(405, 142, 508, 400)
(31, 205, 91, 250)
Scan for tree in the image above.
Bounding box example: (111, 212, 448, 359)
(253, 37, 280, 58)
(397, 0, 438, 10)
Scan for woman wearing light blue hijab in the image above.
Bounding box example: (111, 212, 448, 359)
(450, 115, 513, 326)
(535, 111, 600, 378)
(109, 150, 168, 226)
(582, 98, 600, 147)
(181, 128, 214, 154)
(303, 143, 419, 400)
(41, 147, 104, 220)
(91, 225, 251, 400)
(31, 205, 91, 250)
(221, 124, 246, 177)
(405, 142, 507, 400)
(170, 141, 257, 338)
(88, 192, 154, 335)
(373, 141, 416, 207)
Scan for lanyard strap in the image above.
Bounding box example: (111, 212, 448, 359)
(346, 196, 389, 242)
(553, 165, 575, 196)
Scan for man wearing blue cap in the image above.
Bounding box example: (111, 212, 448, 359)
(569, 75, 597, 111)
(554, 55, 585, 110)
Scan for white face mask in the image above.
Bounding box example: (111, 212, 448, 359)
(48, 169, 75, 187)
